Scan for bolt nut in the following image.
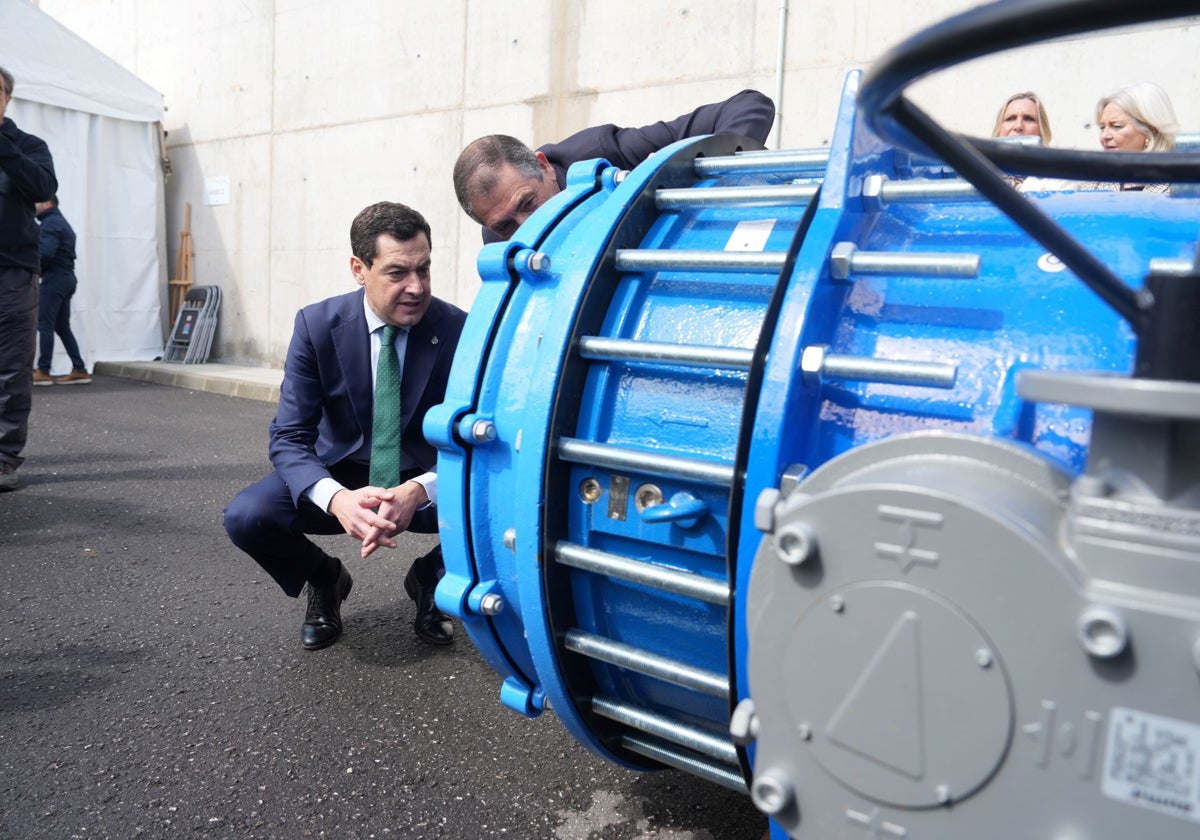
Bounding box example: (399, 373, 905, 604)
(829, 594, 845, 613)
(502, 528, 516, 551)
(829, 241, 857, 280)
(754, 488, 781, 533)
(935, 784, 952, 805)
(751, 769, 794, 816)
(479, 593, 505, 616)
(471, 419, 497, 443)
(797, 722, 812, 741)
(528, 252, 551, 272)
(860, 175, 885, 212)
(1072, 474, 1111, 499)
(975, 648, 993, 668)
(729, 699, 759, 745)
(779, 464, 810, 498)
(800, 345, 827, 387)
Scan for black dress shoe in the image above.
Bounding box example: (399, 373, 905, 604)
(403, 563, 454, 645)
(301, 564, 353, 650)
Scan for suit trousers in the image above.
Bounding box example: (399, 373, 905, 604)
(37, 274, 85, 373)
(224, 460, 442, 597)
(0, 266, 38, 467)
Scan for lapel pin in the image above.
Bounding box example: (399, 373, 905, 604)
(431, 336, 439, 344)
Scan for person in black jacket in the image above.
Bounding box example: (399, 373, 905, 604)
(0, 66, 58, 491)
(453, 90, 775, 243)
(33, 196, 89, 386)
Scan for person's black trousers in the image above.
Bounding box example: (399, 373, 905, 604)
(224, 460, 442, 597)
(0, 266, 38, 468)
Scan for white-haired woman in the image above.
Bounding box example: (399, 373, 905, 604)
(1089, 82, 1179, 193)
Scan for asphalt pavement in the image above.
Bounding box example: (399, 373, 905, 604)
(0, 374, 766, 840)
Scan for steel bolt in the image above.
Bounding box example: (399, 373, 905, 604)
(935, 784, 951, 805)
(479, 593, 505, 616)
(975, 648, 993, 668)
(579, 477, 602, 503)
(829, 594, 845, 613)
(750, 768, 795, 815)
(471, 419, 497, 443)
(528, 252, 552, 272)
(797, 722, 812, 741)
(775, 522, 816, 566)
(503, 528, 516, 551)
(634, 483, 664, 513)
(1077, 605, 1129, 659)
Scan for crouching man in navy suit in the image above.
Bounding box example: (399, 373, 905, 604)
(225, 202, 466, 650)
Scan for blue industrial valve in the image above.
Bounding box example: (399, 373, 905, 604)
(428, 2, 1200, 836)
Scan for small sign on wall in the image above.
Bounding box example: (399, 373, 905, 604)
(204, 175, 231, 206)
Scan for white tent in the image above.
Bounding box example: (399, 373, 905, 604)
(1, 0, 165, 371)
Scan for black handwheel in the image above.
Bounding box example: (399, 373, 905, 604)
(858, 0, 1200, 379)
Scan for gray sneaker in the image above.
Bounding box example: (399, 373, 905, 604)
(0, 462, 19, 492)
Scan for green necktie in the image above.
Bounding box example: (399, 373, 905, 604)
(369, 324, 402, 489)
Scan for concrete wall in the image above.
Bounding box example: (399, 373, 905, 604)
(32, 0, 1200, 367)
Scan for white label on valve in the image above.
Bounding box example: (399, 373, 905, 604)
(1101, 706, 1200, 824)
(725, 219, 775, 252)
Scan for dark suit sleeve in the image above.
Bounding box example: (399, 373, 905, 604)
(0, 119, 57, 202)
(542, 89, 775, 173)
(268, 308, 333, 506)
(38, 214, 63, 270)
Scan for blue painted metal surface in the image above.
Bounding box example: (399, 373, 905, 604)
(428, 69, 1200, 786)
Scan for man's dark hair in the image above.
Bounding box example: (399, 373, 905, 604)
(452, 135, 543, 223)
(350, 202, 431, 267)
(0, 66, 14, 97)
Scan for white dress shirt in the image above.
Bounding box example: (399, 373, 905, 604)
(305, 296, 437, 513)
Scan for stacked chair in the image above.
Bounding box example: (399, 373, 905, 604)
(163, 285, 221, 364)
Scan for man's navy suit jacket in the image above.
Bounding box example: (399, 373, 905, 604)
(268, 288, 467, 507)
(480, 89, 775, 244)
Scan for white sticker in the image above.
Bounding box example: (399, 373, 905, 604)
(204, 175, 231, 206)
(725, 219, 775, 252)
(1102, 706, 1200, 824)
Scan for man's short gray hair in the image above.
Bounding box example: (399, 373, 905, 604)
(452, 135, 543, 223)
(0, 66, 14, 97)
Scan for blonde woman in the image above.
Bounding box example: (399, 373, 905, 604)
(993, 92, 1053, 144)
(991, 92, 1064, 190)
